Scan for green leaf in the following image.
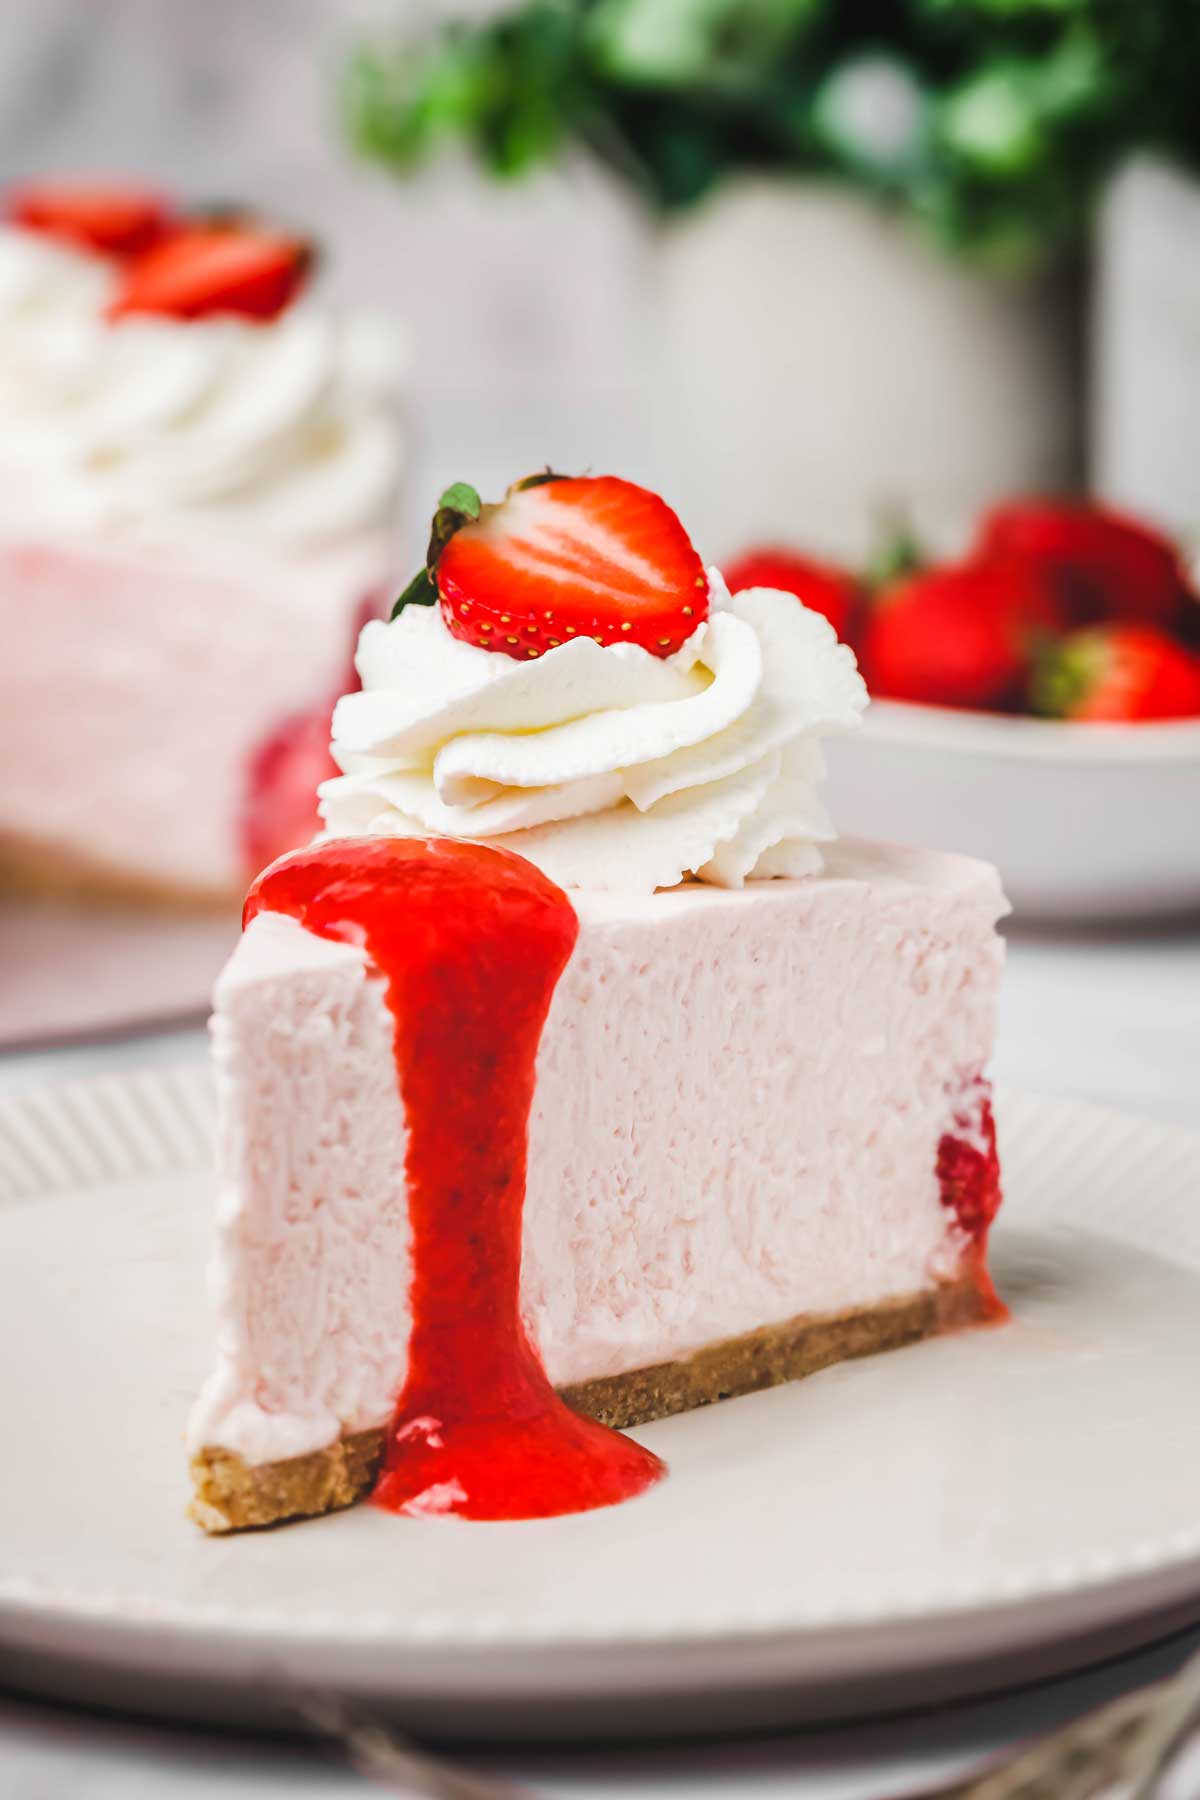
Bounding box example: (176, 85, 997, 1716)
(939, 63, 1046, 179)
(426, 481, 487, 572)
(389, 567, 438, 621)
(437, 481, 482, 518)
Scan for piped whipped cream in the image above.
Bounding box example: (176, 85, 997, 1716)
(0, 225, 405, 549)
(320, 571, 868, 893)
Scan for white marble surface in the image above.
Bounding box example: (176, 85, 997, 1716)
(1, 919, 1198, 1796)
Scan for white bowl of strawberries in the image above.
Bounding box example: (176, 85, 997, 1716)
(725, 502, 1200, 923)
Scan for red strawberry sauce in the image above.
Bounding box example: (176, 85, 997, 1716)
(245, 836, 665, 1521)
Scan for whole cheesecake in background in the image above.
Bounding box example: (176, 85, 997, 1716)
(188, 473, 1008, 1533)
(0, 181, 405, 907)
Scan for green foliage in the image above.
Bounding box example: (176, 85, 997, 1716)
(344, 0, 1200, 260)
(345, 3, 583, 180)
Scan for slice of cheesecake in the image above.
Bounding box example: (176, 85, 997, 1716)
(0, 194, 404, 908)
(0, 534, 382, 904)
(188, 834, 1007, 1533)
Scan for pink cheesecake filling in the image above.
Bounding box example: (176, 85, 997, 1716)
(188, 837, 1008, 1469)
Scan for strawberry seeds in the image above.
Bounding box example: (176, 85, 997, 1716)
(395, 474, 710, 662)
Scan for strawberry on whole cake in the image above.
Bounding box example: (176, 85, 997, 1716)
(188, 473, 1008, 1534)
(0, 181, 405, 906)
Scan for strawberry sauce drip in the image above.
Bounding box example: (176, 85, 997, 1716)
(245, 836, 665, 1521)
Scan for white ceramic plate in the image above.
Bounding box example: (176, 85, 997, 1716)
(3, 1070, 1200, 1742)
(824, 703, 1200, 923)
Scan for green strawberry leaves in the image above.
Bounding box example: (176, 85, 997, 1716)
(432, 482, 483, 540)
(390, 481, 483, 621)
(390, 565, 438, 618)
(389, 474, 575, 621)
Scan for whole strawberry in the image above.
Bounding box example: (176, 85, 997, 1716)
(1032, 624, 1200, 722)
(977, 500, 1191, 631)
(860, 559, 1064, 711)
(724, 548, 861, 644)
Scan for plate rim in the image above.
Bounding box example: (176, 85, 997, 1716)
(862, 698, 1200, 765)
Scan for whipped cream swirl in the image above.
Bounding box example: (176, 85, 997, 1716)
(321, 570, 868, 893)
(0, 225, 405, 549)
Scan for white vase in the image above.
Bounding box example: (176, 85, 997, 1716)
(1092, 156, 1200, 544)
(645, 177, 1082, 563)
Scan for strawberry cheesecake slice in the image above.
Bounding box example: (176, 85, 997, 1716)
(0, 182, 404, 906)
(188, 474, 1008, 1533)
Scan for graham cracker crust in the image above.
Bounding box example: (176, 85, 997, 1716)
(0, 830, 238, 912)
(190, 1276, 991, 1535)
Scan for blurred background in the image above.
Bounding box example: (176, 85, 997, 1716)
(5, 0, 1198, 550)
(0, 0, 655, 534)
(2, 0, 1200, 1046)
(2, 0, 1200, 547)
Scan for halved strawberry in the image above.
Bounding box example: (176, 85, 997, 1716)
(8, 179, 172, 257)
(724, 547, 862, 644)
(1032, 624, 1200, 722)
(397, 474, 709, 660)
(107, 223, 311, 322)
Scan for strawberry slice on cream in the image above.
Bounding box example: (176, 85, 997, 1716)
(397, 474, 709, 659)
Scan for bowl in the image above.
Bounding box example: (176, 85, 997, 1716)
(822, 700, 1200, 923)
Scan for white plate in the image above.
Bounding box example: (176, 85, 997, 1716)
(824, 703, 1200, 924)
(3, 1071, 1200, 1741)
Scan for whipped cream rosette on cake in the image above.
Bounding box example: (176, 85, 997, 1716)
(0, 218, 402, 548)
(321, 475, 867, 894)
